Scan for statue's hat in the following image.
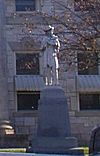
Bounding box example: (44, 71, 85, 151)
(44, 25, 54, 32)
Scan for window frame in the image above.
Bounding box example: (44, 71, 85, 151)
(16, 53, 40, 75)
(77, 52, 98, 75)
(15, 0, 36, 12)
(17, 91, 40, 111)
(79, 93, 100, 110)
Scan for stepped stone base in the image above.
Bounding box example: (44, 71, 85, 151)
(27, 86, 78, 154)
(27, 137, 78, 154)
(0, 134, 28, 148)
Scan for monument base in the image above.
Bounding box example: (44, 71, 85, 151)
(27, 86, 78, 154)
(27, 136, 78, 154)
(37, 86, 71, 137)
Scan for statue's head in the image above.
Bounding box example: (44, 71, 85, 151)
(44, 25, 54, 35)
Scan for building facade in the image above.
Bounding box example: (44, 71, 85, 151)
(0, 0, 100, 145)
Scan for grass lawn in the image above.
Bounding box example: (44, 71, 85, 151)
(0, 147, 89, 155)
(0, 148, 26, 153)
(77, 147, 89, 156)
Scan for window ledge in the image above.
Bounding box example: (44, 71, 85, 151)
(15, 11, 37, 14)
(13, 110, 38, 117)
(75, 110, 100, 117)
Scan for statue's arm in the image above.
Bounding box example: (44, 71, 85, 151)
(41, 37, 47, 52)
(54, 37, 60, 52)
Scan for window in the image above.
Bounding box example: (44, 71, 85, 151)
(77, 52, 98, 75)
(79, 93, 100, 110)
(16, 53, 40, 75)
(15, 0, 36, 11)
(74, 0, 95, 11)
(17, 91, 40, 110)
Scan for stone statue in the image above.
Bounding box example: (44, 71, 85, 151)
(41, 25, 60, 85)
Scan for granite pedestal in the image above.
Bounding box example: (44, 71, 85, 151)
(28, 86, 78, 153)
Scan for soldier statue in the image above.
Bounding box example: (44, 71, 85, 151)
(41, 25, 60, 85)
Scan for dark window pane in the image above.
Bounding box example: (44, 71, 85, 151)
(16, 53, 40, 75)
(79, 94, 100, 110)
(15, 0, 35, 11)
(77, 53, 98, 75)
(17, 92, 40, 110)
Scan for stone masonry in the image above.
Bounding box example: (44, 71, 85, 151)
(0, 0, 99, 146)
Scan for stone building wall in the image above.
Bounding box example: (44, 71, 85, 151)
(3, 0, 100, 146)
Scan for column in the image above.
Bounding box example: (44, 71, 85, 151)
(0, 0, 14, 134)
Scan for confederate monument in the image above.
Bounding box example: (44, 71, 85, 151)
(41, 25, 60, 86)
(27, 26, 78, 154)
